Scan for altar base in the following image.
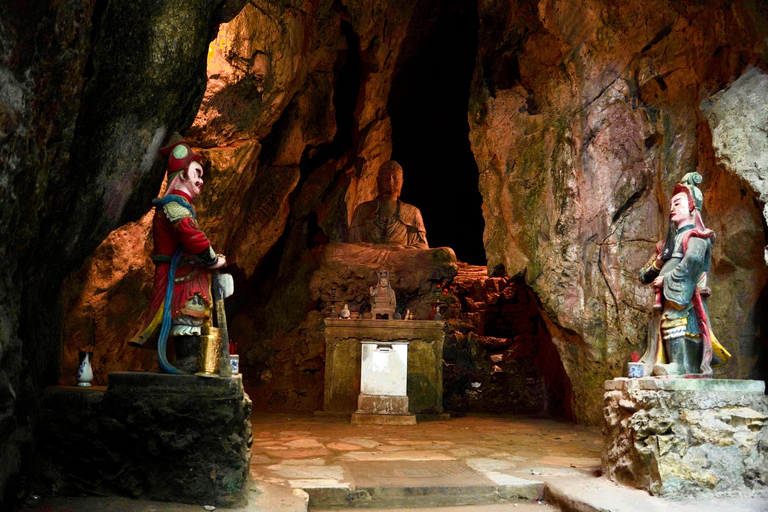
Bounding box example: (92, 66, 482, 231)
(323, 319, 445, 415)
(351, 393, 417, 425)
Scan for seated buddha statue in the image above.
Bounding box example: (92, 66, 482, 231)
(348, 160, 428, 248)
(311, 159, 456, 320)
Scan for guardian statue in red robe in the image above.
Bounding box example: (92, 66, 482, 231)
(130, 133, 226, 373)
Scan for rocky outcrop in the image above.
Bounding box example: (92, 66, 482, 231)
(603, 378, 768, 497)
(469, 0, 768, 423)
(0, 0, 245, 506)
(702, 67, 768, 265)
(443, 264, 573, 418)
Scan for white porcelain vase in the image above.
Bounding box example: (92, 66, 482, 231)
(77, 351, 93, 386)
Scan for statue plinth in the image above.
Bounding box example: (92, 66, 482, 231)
(37, 372, 252, 507)
(603, 377, 767, 498)
(323, 319, 445, 416)
(310, 243, 457, 320)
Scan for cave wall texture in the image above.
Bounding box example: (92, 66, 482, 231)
(0, 0, 246, 505)
(2, 0, 768, 505)
(470, 0, 768, 422)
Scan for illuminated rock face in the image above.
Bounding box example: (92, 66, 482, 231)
(57, 0, 768, 422)
(469, 0, 768, 423)
(4, 5, 768, 501)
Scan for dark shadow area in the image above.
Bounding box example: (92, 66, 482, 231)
(230, 15, 369, 412)
(744, 282, 768, 390)
(443, 269, 574, 421)
(388, 0, 485, 265)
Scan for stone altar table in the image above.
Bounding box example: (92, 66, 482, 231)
(603, 377, 768, 498)
(323, 318, 445, 416)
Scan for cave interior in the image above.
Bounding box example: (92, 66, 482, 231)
(2, 0, 768, 507)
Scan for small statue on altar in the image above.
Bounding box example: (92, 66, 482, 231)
(129, 133, 227, 374)
(349, 160, 428, 248)
(370, 269, 397, 319)
(637, 173, 730, 377)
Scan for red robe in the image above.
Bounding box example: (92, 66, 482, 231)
(130, 191, 215, 348)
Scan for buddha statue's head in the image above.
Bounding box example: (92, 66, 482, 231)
(377, 160, 404, 201)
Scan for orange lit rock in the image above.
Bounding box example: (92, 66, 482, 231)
(60, 212, 158, 385)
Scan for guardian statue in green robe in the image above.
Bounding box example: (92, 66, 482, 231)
(638, 173, 731, 377)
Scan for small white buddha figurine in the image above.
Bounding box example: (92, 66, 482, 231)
(340, 303, 351, 319)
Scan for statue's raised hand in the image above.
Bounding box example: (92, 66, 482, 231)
(211, 254, 227, 269)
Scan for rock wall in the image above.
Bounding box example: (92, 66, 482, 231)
(469, 0, 768, 423)
(57, 0, 768, 426)
(50, 0, 768, 424)
(603, 378, 768, 497)
(443, 264, 573, 418)
(0, 0, 244, 506)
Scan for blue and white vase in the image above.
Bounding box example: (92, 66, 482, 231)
(230, 354, 240, 375)
(627, 362, 644, 378)
(77, 351, 93, 386)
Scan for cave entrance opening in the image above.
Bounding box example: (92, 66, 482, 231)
(387, 0, 485, 265)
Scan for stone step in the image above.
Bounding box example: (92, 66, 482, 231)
(312, 505, 559, 512)
(291, 460, 544, 509)
(542, 475, 768, 512)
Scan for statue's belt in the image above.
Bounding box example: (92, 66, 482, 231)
(153, 254, 205, 265)
(153, 254, 206, 283)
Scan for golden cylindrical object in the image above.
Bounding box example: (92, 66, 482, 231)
(198, 326, 222, 375)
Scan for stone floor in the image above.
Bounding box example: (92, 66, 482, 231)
(249, 412, 599, 510)
(17, 411, 768, 511)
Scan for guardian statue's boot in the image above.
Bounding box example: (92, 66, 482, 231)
(174, 335, 200, 373)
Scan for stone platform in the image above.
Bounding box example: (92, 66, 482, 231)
(37, 372, 252, 507)
(603, 377, 768, 498)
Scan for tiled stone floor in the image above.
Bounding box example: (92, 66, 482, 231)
(17, 412, 600, 512)
(250, 413, 601, 478)
(249, 412, 601, 510)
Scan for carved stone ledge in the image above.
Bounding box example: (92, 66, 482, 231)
(37, 372, 252, 507)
